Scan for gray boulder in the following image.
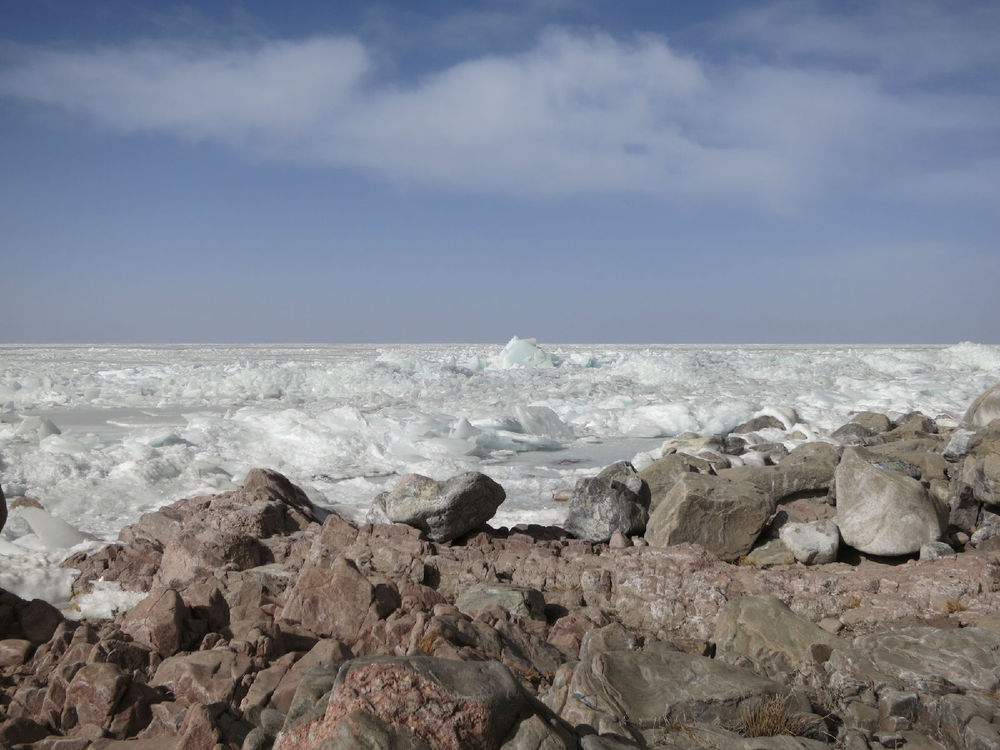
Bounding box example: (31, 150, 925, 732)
(964, 383, 1000, 427)
(850, 411, 894, 434)
(778, 519, 840, 565)
(596, 461, 651, 507)
(563, 465, 649, 543)
(367, 472, 505, 542)
(731, 415, 786, 434)
(714, 595, 846, 679)
(834, 447, 947, 556)
(644, 473, 774, 561)
(955, 426, 1000, 511)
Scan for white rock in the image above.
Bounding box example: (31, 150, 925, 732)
(779, 519, 840, 564)
(834, 447, 947, 556)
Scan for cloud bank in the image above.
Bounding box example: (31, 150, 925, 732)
(1, 3, 997, 207)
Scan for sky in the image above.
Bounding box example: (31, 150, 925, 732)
(0, 0, 998, 344)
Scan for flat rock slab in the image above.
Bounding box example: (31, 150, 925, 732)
(569, 647, 783, 726)
(714, 595, 846, 679)
(850, 625, 1000, 693)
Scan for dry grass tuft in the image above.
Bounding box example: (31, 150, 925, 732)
(733, 695, 818, 738)
(944, 598, 968, 614)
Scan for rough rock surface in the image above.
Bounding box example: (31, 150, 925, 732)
(273, 656, 531, 750)
(835, 447, 947, 555)
(367, 472, 506, 542)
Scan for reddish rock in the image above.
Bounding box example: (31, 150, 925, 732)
(151, 649, 253, 706)
(269, 639, 354, 714)
(274, 656, 528, 750)
(61, 662, 128, 732)
(121, 588, 187, 657)
(278, 557, 399, 644)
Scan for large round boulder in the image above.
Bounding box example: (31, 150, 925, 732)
(964, 382, 1000, 428)
(834, 447, 947, 556)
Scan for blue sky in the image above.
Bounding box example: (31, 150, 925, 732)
(1, 0, 998, 344)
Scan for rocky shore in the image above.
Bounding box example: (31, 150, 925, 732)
(1, 382, 999, 749)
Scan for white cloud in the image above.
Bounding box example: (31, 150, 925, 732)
(1, 11, 996, 207)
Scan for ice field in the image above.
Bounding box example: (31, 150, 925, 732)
(1, 338, 999, 615)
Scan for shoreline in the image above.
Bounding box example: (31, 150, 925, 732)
(0, 381, 998, 747)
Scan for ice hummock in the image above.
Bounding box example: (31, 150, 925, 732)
(494, 336, 559, 368)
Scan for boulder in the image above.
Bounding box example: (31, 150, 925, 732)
(714, 595, 845, 679)
(278, 557, 399, 643)
(563, 468, 649, 543)
(644, 473, 774, 561)
(273, 656, 531, 750)
(595, 461, 651, 506)
(0, 484, 6, 535)
(156, 528, 269, 587)
(831, 421, 874, 445)
(368, 472, 505, 542)
(242, 467, 324, 523)
(62, 662, 127, 730)
(742, 539, 796, 567)
(956, 426, 1000, 509)
(850, 412, 894, 434)
(638, 456, 698, 511)
(778, 519, 840, 565)
(732, 415, 786, 434)
(834, 447, 947, 556)
(455, 583, 546, 620)
(120, 588, 187, 657)
(151, 649, 253, 705)
(964, 383, 1000, 427)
